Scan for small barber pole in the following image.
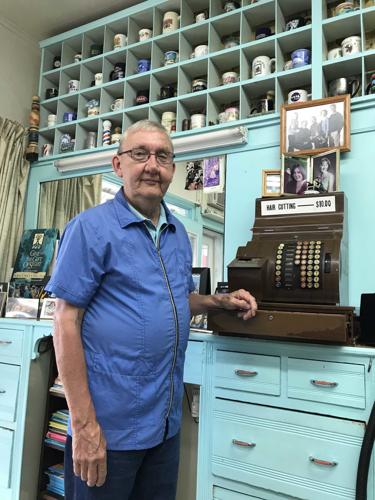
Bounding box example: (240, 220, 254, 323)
(102, 120, 112, 146)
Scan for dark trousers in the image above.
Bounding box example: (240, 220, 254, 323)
(64, 432, 180, 500)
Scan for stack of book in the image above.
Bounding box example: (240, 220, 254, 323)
(44, 463, 64, 499)
(45, 409, 69, 450)
(49, 376, 65, 397)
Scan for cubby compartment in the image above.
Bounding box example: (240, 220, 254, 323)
(363, 8, 375, 51)
(242, 38, 276, 80)
(277, 70, 311, 104)
(207, 86, 240, 125)
(38, 130, 56, 158)
(276, 27, 311, 71)
(151, 69, 178, 103)
(78, 89, 101, 120)
(61, 35, 83, 67)
(103, 53, 127, 83)
(180, 24, 209, 62)
(59, 65, 81, 96)
(276, 0, 311, 34)
(323, 57, 363, 98)
(55, 124, 77, 155)
(127, 43, 152, 77)
(154, 1, 181, 37)
(56, 94, 79, 125)
(101, 85, 126, 115)
(323, 0, 360, 19)
(76, 121, 100, 150)
(104, 20, 129, 53)
(80, 58, 104, 90)
(98, 114, 123, 146)
(210, 0, 241, 18)
(364, 53, 375, 95)
(322, 11, 362, 54)
(82, 27, 105, 60)
(241, 79, 276, 118)
(177, 93, 207, 131)
(123, 77, 149, 109)
(39, 99, 58, 130)
(124, 107, 150, 130)
(178, 59, 208, 98)
(152, 34, 180, 70)
(42, 42, 63, 73)
(210, 11, 241, 53)
(180, 0, 210, 27)
(40, 73, 61, 102)
(127, 11, 154, 46)
(241, 1, 276, 43)
(209, 50, 241, 88)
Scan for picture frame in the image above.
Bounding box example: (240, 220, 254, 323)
(40, 298, 57, 319)
(5, 297, 39, 319)
(262, 169, 281, 197)
(281, 149, 340, 195)
(190, 267, 211, 330)
(280, 95, 350, 155)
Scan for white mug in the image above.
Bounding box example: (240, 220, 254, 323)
(284, 59, 293, 71)
(222, 71, 239, 84)
(252, 56, 275, 77)
(191, 113, 206, 129)
(161, 111, 176, 133)
(328, 47, 342, 60)
(47, 114, 57, 127)
(95, 73, 103, 86)
(110, 98, 124, 111)
(114, 33, 127, 49)
(288, 89, 310, 104)
(194, 44, 209, 58)
(341, 36, 361, 56)
(162, 11, 179, 33)
(139, 28, 153, 41)
(68, 79, 80, 93)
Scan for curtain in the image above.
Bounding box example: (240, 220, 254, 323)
(38, 175, 102, 235)
(0, 117, 29, 282)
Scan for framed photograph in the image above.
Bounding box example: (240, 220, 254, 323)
(262, 170, 281, 197)
(281, 155, 310, 195)
(280, 95, 350, 155)
(5, 297, 39, 319)
(311, 150, 340, 192)
(40, 298, 57, 319)
(203, 156, 225, 193)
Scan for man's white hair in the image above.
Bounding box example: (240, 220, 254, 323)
(119, 120, 173, 152)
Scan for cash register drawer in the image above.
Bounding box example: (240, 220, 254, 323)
(287, 358, 366, 409)
(212, 398, 363, 500)
(0, 364, 20, 421)
(0, 426, 13, 488)
(0, 329, 23, 363)
(214, 350, 280, 396)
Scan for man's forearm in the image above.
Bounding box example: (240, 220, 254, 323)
(189, 293, 223, 315)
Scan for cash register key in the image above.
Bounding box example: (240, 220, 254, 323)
(314, 271, 319, 276)
(275, 270, 281, 276)
(307, 265, 313, 271)
(314, 265, 320, 271)
(314, 277, 319, 282)
(276, 260, 282, 266)
(308, 259, 313, 265)
(275, 265, 281, 270)
(307, 283, 313, 288)
(294, 260, 300, 265)
(314, 283, 320, 288)
(314, 259, 320, 265)
(301, 283, 306, 288)
(316, 240, 322, 244)
(300, 270, 306, 276)
(275, 282, 282, 288)
(307, 271, 313, 277)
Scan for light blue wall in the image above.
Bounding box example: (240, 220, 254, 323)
(224, 100, 375, 308)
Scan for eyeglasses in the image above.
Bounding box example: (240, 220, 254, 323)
(117, 148, 174, 166)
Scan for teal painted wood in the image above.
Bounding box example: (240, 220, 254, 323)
(0, 319, 52, 500)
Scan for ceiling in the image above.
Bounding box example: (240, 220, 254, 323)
(0, 0, 143, 40)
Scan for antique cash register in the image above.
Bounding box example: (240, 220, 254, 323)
(208, 192, 355, 343)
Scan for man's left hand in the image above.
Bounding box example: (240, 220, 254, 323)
(218, 289, 257, 320)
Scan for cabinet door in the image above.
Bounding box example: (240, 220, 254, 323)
(0, 364, 20, 421)
(0, 427, 13, 488)
(212, 398, 364, 500)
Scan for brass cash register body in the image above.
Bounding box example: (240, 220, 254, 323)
(209, 192, 354, 343)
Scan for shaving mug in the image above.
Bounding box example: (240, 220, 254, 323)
(341, 36, 361, 56)
(162, 11, 179, 33)
(291, 48, 311, 67)
(113, 34, 127, 50)
(194, 44, 209, 58)
(222, 71, 239, 84)
(94, 73, 103, 86)
(139, 28, 153, 41)
(45, 88, 58, 99)
(255, 26, 272, 39)
(161, 111, 176, 133)
(195, 10, 208, 22)
(47, 114, 57, 127)
(328, 47, 342, 60)
(68, 79, 80, 93)
(328, 77, 360, 97)
(110, 98, 125, 111)
(191, 113, 206, 129)
(285, 16, 306, 30)
(335, 1, 354, 15)
(223, 1, 240, 12)
(137, 58, 151, 73)
(252, 55, 275, 77)
(63, 111, 77, 122)
(250, 98, 274, 114)
(287, 89, 310, 104)
(164, 50, 179, 65)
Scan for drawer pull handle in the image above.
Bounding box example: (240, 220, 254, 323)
(311, 379, 338, 388)
(235, 369, 258, 377)
(232, 439, 256, 448)
(0, 390, 6, 394)
(309, 456, 337, 467)
(0, 340, 12, 345)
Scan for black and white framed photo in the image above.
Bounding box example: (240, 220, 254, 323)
(5, 297, 39, 319)
(281, 155, 310, 195)
(280, 95, 350, 155)
(311, 150, 340, 192)
(40, 298, 57, 319)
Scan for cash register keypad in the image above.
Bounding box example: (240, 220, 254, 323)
(274, 241, 322, 289)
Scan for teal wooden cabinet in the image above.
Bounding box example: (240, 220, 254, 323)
(0, 320, 52, 500)
(188, 332, 375, 500)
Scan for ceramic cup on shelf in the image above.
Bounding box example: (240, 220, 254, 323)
(63, 111, 77, 122)
(285, 16, 306, 30)
(135, 89, 149, 105)
(291, 48, 311, 68)
(94, 73, 103, 86)
(341, 36, 361, 56)
(328, 47, 342, 60)
(328, 77, 360, 97)
(110, 62, 126, 80)
(110, 98, 125, 111)
(191, 113, 206, 129)
(283, 59, 293, 71)
(192, 78, 207, 92)
(287, 89, 310, 104)
(224, 105, 239, 121)
(68, 79, 80, 93)
(164, 50, 179, 65)
(195, 10, 208, 22)
(74, 53, 82, 63)
(137, 58, 151, 73)
(42, 144, 53, 156)
(222, 71, 239, 84)
(255, 26, 272, 39)
(139, 28, 153, 41)
(250, 98, 274, 114)
(47, 114, 57, 127)
(335, 1, 354, 15)
(85, 131, 97, 149)
(45, 88, 58, 99)
(194, 44, 209, 58)
(160, 84, 176, 99)
(223, 1, 240, 12)
(252, 55, 275, 77)
(162, 11, 179, 33)
(113, 33, 127, 50)
(161, 111, 176, 133)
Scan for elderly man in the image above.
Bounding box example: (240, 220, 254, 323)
(46, 120, 257, 500)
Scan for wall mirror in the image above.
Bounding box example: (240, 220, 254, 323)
(37, 157, 225, 291)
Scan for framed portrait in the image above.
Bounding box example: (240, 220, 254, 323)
(262, 170, 281, 197)
(280, 95, 350, 155)
(203, 156, 225, 193)
(311, 150, 340, 192)
(281, 155, 310, 195)
(40, 298, 57, 319)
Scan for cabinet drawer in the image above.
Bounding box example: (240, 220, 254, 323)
(0, 364, 20, 421)
(213, 486, 262, 499)
(212, 399, 363, 500)
(214, 350, 280, 396)
(0, 329, 23, 363)
(287, 358, 365, 409)
(0, 427, 13, 488)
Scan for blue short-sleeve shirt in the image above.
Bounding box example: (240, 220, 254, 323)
(46, 188, 195, 450)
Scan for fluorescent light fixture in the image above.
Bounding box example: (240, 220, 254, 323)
(54, 126, 248, 173)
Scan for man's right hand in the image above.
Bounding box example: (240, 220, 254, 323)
(72, 421, 107, 487)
